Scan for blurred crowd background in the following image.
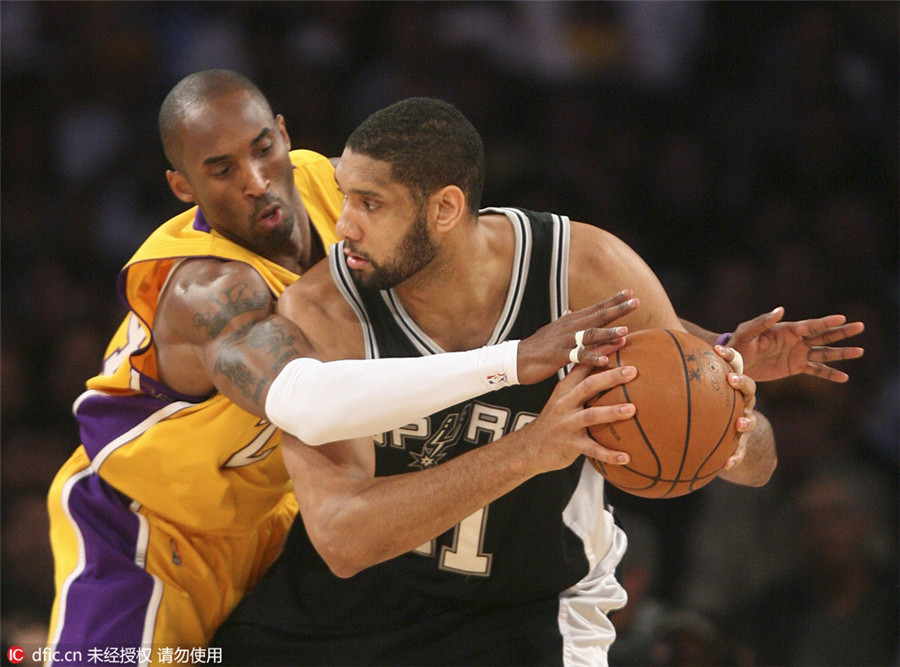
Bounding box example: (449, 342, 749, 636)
(2, 2, 897, 665)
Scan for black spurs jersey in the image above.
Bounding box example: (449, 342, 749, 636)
(215, 209, 626, 666)
(330, 207, 590, 602)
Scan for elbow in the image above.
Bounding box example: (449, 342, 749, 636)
(312, 531, 375, 579)
(304, 510, 384, 578)
(328, 560, 364, 580)
(748, 412, 777, 487)
(331, 566, 360, 580)
(717, 440, 777, 488)
(753, 450, 778, 487)
(740, 448, 778, 488)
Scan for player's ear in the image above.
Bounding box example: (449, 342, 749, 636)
(431, 185, 467, 233)
(275, 114, 291, 151)
(166, 169, 196, 204)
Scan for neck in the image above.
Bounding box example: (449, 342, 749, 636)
(294, 216, 326, 273)
(393, 213, 514, 351)
(273, 200, 325, 275)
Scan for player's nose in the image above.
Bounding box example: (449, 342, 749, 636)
(336, 209, 361, 241)
(244, 164, 270, 198)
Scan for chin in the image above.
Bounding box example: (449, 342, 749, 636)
(268, 217, 297, 243)
(352, 270, 384, 292)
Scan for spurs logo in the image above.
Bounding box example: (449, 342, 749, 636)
(409, 406, 471, 469)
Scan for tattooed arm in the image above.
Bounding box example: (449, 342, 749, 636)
(152, 257, 638, 433)
(153, 258, 311, 417)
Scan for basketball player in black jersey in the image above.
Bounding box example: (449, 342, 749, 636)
(214, 98, 863, 666)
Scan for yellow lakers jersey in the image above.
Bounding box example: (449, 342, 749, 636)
(74, 149, 342, 532)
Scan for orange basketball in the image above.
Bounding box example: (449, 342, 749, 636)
(587, 328, 743, 498)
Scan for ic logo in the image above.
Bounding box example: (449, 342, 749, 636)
(7, 646, 24, 664)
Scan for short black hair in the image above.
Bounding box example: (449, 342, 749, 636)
(158, 69, 272, 169)
(345, 97, 485, 214)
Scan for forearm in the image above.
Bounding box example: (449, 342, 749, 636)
(717, 411, 777, 487)
(679, 318, 723, 346)
(289, 360, 635, 577)
(291, 429, 538, 577)
(266, 341, 519, 444)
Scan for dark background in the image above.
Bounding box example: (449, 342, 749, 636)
(2, 2, 897, 665)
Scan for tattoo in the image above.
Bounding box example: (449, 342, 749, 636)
(193, 283, 270, 338)
(214, 357, 267, 405)
(214, 319, 300, 408)
(244, 320, 298, 368)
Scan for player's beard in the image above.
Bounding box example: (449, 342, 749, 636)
(352, 209, 438, 292)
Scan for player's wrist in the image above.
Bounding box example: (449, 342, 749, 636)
(481, 339, 519, 388)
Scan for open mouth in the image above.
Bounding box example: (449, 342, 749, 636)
(257, 204, 282, 229)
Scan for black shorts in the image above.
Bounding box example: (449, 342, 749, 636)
(213, 569, 564, 667)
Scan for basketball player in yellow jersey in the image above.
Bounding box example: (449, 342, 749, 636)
(45, 70, 648, 666)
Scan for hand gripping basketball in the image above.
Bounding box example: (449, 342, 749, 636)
(587, 329, 744, 498)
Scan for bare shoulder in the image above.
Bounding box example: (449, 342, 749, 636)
(277, 258, 365, 361)
(568, 221, 680, 330)
(157, 257, 274, 345)
(569, 222, 642, 273)
(568, 222, 643, 299)
(152, 257, 277, 396)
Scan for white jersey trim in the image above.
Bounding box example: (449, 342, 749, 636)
(329, 243, 379, 360)
(47, 469, 92, 667)
(77, 392, 195, 473)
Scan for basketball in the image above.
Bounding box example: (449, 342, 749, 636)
(587, 328, 743, 498)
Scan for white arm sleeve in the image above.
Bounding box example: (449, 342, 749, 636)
(265, 340, 520, 445)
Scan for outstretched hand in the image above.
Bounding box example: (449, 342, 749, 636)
(730, 306, 864, 383)
(516, 290, 639, 385)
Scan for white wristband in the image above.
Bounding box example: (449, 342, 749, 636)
(265, 341, 520, 445)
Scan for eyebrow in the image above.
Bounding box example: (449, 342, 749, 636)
(202, 127, 272, 166)
(333, 172, 378, 197)
(345, 186, 381, 197)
